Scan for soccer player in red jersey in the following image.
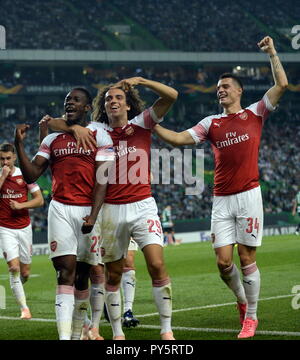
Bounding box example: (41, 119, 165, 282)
(0, 143, 44, 319)
(49, 78, 178, 340)
(14, 88, 114, 340)
(153, 36, 288, 338)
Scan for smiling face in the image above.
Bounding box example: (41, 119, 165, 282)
(216, 77, 243, 109)
(104, 88, 131, 123)
(64, 89, 91, 124)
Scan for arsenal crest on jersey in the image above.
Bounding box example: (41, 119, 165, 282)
(16, 178, 23, 185)
(125, 126, 134, 136)
(239, 111, 248, 121)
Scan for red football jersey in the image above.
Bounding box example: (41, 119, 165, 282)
(187, 94, 275, 196)
(36, 126, 114, 206)
(89, 107, 162, 204)
(0, 167, 40, 229)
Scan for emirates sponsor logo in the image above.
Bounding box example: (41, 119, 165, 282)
(53, 142, 92, 157)
(216, 132, 250, 149)
(0, 189, 22, 199)
(114, 142, 136, 158)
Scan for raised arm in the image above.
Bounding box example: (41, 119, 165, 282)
(257, 36, 288, 107)
(115, 77, 178, 118)
(153, 124, 195, 146)
(14, 124, 48, 183)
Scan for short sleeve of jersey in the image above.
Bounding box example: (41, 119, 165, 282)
(186, 115, 214, 144)
(246, 93, 276, 124)
(36, 133, 58, 160)
(130, 107, 163, 130)
(87, 122, 115, 161)
(27, 182, 40, 193)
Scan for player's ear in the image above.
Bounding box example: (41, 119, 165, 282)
(85, 104, 92, 113)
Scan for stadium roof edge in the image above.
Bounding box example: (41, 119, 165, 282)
(0, 50, 299, 63)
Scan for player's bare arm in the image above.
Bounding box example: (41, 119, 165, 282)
(81, 160, 113, 234)
(14, 124, 49, 183)
(257, 36, 288, 107)
(9, 189, 44, 210)
(42, 116, 96, 151)
(39, 115, 50, 143)
(115, 77, 178, 118)
(153, 124, 195, 146)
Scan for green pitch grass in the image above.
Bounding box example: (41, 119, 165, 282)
(0, 234, 299, 340)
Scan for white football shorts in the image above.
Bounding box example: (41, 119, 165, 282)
(48, 200, 100, 265)
(128, 238, 139, 252)
(99, 197, 163, 263)
(211, 186, 263, 248)
(0, 224, 32, 264)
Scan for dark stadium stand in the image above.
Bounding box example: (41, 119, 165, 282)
(0, 0, 297, 51)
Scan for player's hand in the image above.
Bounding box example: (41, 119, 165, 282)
(9, 200, 23, 210)
(70, 125, 97, 152)
(257, 36, 276, 55)
(114, 77, 143, 91)
(15, 124, 30, 143)
(39, 114, 53, 126)
(0, 165, 11, 179)
(81, 215, 95, 234)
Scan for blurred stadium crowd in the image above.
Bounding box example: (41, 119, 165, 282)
(0, 0, 297, 52)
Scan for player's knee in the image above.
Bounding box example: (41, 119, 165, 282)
(90, 265, 104, 284)
(57, 267, 76, 286)
(21, 270, 30, 282)
(217, 258, 232, 273)
(106, 269, 122, 286)
(9, 265, 20, 274)
(147, 259, 165, 277)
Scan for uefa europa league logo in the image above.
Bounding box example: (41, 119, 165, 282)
(0, 25, 5, 49)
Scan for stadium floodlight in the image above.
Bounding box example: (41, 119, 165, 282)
(0, 25, 6, 49)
